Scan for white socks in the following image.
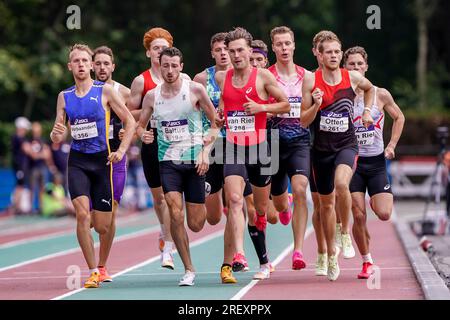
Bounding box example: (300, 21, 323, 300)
(362, 253, 373, 264)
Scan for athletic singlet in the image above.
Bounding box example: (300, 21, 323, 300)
(223, 67, 269, 146)
(353, 86, 384, 156)
(268, 64, 310, 143)
(203, 66, 226, 137)
(140, 69, 158, 130)
(312, 68, 357, 152)
(64, 80, 110, 154)
(153, 79, 203, 161)
(108, 81, 123, 152)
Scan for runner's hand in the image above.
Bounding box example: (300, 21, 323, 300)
(384, 145, 395, 160)
(140, 129, 154, 144)
(312, 88, 323, 108)
(196, 150, 210, 176)
(107, 149, 124, 165)
(244, 96, 264, 115)
(362, 111, 374, 128)
(51, 123, 66, 137)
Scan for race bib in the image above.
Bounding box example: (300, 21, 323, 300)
(71, 121, 99, 140)
(319, 111, 349, 133)
(227, 111, 255, 132)
(150, 115, 158, 129)
(279, 97, 301, 119)
(109, 124, 114, 140)
(355, 125, 375, 146)
(161, 119, 189, 142)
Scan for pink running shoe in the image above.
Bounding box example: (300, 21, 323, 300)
(232, 253, 249, 272)
(292, 250, 306, 270)
(279, 193, 293, 225)
(255, 213, 267, 232)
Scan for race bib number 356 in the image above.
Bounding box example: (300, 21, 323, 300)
(71, 122, 99, 140)
(320, 111, 349, 133)
(227, 111, 255, 132)
(162, 119, 189, 142)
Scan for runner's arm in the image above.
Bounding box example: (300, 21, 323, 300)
(127, 75, 144, 120)
(300, 72, 321, 127)
(50, 92, 67, 144)
(136, 90, 155, 144)
(380, 88, 405, 159)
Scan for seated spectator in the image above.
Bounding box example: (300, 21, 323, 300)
(41, 173, 75, 218)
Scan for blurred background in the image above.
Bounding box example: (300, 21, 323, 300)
(0, 0, 449, 217)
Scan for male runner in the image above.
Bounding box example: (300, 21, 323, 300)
(250, 40, 269, 69)
(137, 47, 219, 286)
(92, 45, 131, 282)
(268, 26, 310, 270)
(343, 46, 405, 279)
(127, 27, 176, 268)
(50, 44, 135, 288)
(301, 34, 375, 281)
(216, 27, 289, 278)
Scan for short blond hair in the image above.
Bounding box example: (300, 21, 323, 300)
(343, 46, 368, 65)
(270, 26, 295, 43)
(317, 34, 342, 53)
(312, 30, 338, 49)
(69, 44, 93, 60)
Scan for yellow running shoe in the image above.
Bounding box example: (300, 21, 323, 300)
(221, 265, 237, 284)
(84, 272, 100, 288)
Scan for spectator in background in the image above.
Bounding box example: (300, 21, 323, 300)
(23, 122, 52, 214)
(49, 130, 71, 194)
(41, 172, 75, 218)
(10, 117, 31, 215)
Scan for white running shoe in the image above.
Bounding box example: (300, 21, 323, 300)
(335, 224, 342, 248)
(179, 271, 195, 286)
(161, 252, 174, 270)
(315, 253, 328, 276)
(253, 264, 271, 280)
(341, 233, 356, 259)
(327, 248, 340, 281)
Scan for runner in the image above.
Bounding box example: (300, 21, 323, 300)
(250, 40, 269, 69)
(301, 34, 375, 281)
(310, 30, 340, 276)
(137, 47, 219, 286)
(127, 27, 178, 268)
(268, 26, 310, 270)
(343, 46, 405, 279)
(215, 27, 289, 279)
(50, 44, 135, 288)
(92, 45, 131, 282)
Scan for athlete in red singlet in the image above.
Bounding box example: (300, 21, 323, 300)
(215, 27, 289, 278)
(301, 33, 375, 281)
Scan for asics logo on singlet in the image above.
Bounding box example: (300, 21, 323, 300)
(90, 96, 98, 103)
(245, 87, 253, 95)
(325, 111, 344, 118)
(384, 184, 391, 191)
(74, 119, 88, 125)
(101, 198, 112, 207)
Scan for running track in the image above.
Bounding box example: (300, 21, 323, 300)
(0, 208, 423, 300)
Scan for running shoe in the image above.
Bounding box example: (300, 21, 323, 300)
(255, 213, 267, 232)
(315, 253, 328, 276)
(357, 262, 374, 279)
(161, 251, 174, 270)
(232, 253, 249, 272)
(335, 223, 342, 248)
(292, 250, 306, 270)
(221, 265, 237, 284)
(279, 193, 293, 225)
(269, 263, 275, 273)
(158, 232, 165, 253)
(253, 264, 271, 280)
(327, 247, 340, 281)
(341, 233, 356, 259)
(84, 271, 100, 288)
(179, 271, 195, 286)
(98, 266, 113, 283)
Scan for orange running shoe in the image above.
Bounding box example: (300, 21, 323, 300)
(84, 272, 100, 288)
(98, 266, 113, 283)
